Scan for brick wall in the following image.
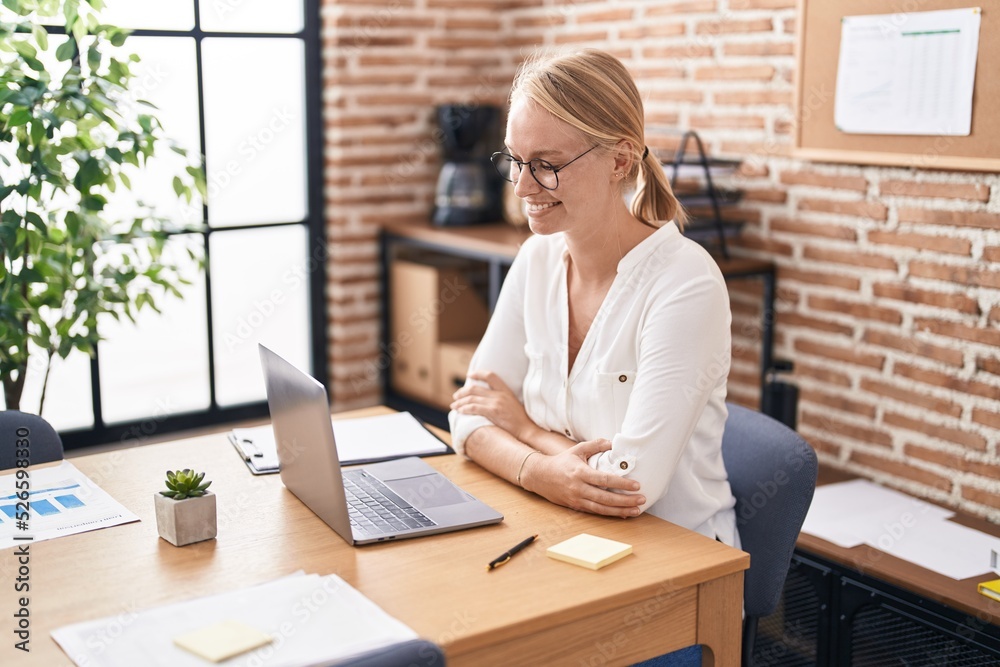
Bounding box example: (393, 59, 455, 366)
(321, 0, 1000, 522)
(320, 0, 517, 409)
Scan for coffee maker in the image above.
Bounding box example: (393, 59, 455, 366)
(432, 104, 504, 226)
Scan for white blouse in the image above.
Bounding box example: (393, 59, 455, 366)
(449, 222, 739, 547)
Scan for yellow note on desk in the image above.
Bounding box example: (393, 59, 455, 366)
(174, 620, 272, 662)
(547, 533, 633, 570)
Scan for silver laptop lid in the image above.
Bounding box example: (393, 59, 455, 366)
(259, 344, 355, 543)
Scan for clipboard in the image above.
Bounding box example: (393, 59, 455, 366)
(228, 429, 280, 475)
(228, 412, 453, 475)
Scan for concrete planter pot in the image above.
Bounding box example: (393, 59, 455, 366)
(154, 491, 217, 546)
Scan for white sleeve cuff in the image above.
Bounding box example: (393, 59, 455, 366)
(447, 411, 494, 458)
(586, 450, 637, 477)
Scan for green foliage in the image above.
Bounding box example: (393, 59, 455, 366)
(160, 468, 212, 500)
(0, 0, 206, 412)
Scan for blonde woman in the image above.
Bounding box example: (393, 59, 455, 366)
(449, 49, 738, 549)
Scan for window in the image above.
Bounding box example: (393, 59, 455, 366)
(13, 1, 325, 449)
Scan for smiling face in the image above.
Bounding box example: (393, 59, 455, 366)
(504, 95, 619, 237)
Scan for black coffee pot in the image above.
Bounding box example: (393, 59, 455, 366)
(432, 104, 504, 226)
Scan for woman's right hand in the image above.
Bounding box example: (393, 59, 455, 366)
(521, 439, 645, 518)
(450, 370, 541, 444)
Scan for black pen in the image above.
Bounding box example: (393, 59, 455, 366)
(487, 535, 538, 570)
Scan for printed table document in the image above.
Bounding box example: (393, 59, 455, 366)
(834, 8, 981, 135)
(0, 460, 139, 550)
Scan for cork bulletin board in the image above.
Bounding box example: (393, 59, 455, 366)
(793, 0, 1000, 172)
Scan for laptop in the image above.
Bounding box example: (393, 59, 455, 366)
(259, 344, 503, 545)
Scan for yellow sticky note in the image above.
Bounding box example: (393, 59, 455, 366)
(547, 533, 633, 570)
(174, 620, 272, 663)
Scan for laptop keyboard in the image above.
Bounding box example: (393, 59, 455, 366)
(343, 470, 436, 535)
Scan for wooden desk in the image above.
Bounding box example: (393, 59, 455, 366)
(3, 407, 748, 667)
(753, 466, 1000, 664)
(800, 466, 1000, 624)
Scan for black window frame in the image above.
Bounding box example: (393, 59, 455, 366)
(53, 0, 327, 451)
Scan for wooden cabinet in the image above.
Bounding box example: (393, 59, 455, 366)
(388, 259, 488, 408)
(380, 222, 527, 428)
(436, 341, 478, 407)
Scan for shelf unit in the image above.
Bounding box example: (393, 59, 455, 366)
(380, 222, 526, 429)
(664, 129, 748, 260)
(664, 130, 799, 426)
(380, 221, 775, 429)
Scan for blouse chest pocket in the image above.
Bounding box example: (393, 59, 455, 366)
(597, 370, 636, 433)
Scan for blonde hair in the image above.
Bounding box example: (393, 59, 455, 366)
(510, 48, 686, 230)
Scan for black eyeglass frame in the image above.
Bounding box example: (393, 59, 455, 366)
(491, 145, 601, 191)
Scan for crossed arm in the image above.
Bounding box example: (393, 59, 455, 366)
(451, 370, 644, 518)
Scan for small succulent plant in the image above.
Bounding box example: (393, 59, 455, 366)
(160, 469, 212, 500)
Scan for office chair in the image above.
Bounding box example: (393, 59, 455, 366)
(0, 410, 64, 470)
(323, 639, 446, 666)
(633, 403, 817, 667)
(722, 402, 817, 667)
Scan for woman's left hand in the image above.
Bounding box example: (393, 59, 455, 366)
(450, 370, 541, 444)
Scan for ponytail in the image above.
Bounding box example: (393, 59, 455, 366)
(512, 49, 687, 230)
(631, 148, 686, 231)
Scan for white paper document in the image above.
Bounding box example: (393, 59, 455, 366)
(834, 8, 981, 135)
(873, 518, 1000, 581)
(0, 460, 139, 550)
(330, 411, 449, 462)
(231, 411, 449, 472)
(52, 572, 418, 667)
(802, 479, 999, 579)
(801, 479, 954, 549)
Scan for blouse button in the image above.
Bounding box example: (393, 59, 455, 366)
(564, 429, 572, 438)
(618, 374, 627, 383)
(619, 461, 629, 470)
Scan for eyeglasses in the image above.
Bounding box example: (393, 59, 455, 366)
(490, 145, 600, 191)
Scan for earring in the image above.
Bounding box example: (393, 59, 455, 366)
(616, 172, 624, 177)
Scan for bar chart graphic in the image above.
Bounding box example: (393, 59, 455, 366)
(0, 462, 138, 549)
(0, 482, 87, 521)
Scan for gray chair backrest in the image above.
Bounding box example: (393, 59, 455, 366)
(721, 402, 817, 619)
(0, 410, 64, 470)
(323, 639, 445, 666)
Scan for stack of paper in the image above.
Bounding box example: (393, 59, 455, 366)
(802, 479, 1000, 580)
(52, 572, 417, 666)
